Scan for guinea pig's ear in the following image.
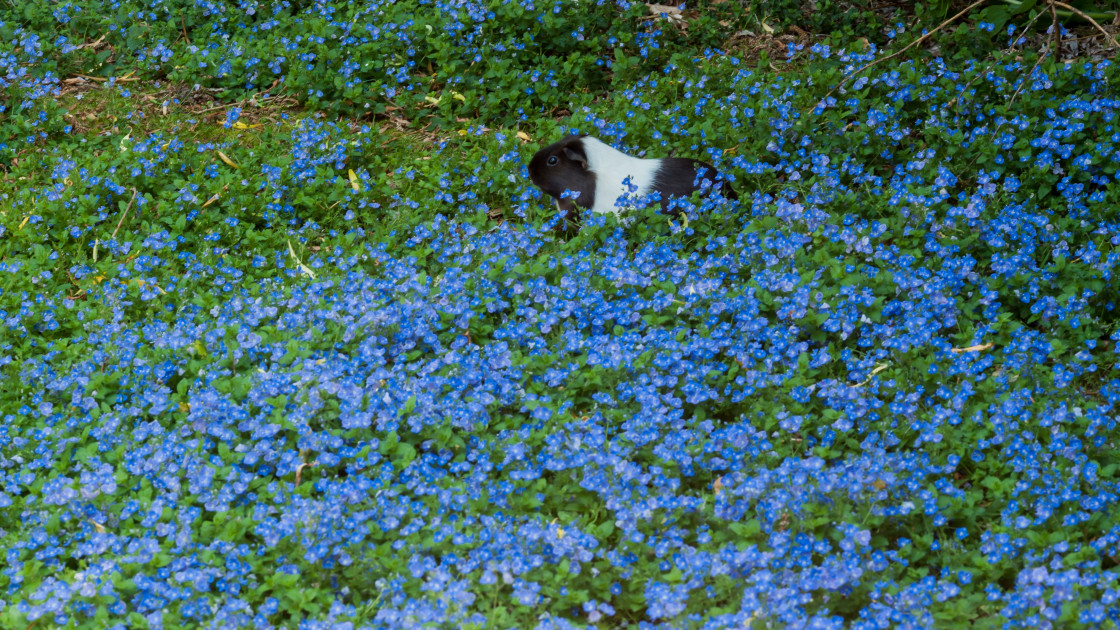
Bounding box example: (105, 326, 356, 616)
(562, 147, 588, 170)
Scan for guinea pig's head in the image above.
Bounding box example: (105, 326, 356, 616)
(528, 135, 594, 209)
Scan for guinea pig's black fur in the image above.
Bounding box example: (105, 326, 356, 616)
(527, 135, 736, 222)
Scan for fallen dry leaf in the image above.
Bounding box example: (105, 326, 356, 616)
(951, 343, 994, 354)
(647, 3, 685, 24)
(216, 150, 239, 170)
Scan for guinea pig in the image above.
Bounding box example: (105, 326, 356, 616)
(527, 134, 737, 222)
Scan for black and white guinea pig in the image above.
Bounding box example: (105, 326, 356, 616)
(527, 134, 737, 218)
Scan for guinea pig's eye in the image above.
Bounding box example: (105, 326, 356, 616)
(547, 156, 559, 166)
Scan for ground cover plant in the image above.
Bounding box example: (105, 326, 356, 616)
(2, 0, 1120, 628)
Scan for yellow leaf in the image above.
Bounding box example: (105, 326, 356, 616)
(190, 340, 208, 357)
(451, 91, 466, 103)
(93, 275, 105, 283)
(951, 343, 994, 354)
(424, 95, 441, 105)
(287, 239, 317, 279)
(854, 363, 891, 387)
(200, 194, 220, 209)
(230, 121, 260, 130)
(348, 169, 361, 192)
(516, 131, 531, 142)
(179, 402, 191, 413)
(134, 278, 145, 288)
(216, 150, 239, 169)
(18, 215, 29, 231)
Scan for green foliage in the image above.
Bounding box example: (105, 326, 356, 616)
(3, 2, 1120, 628)
(743, 0, 889, 41)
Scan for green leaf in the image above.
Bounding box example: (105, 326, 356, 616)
(394, 442, 417, 465)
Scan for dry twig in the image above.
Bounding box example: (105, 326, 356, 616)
(817, 0, 989, 108)
(1050, 1, 1120, 49)
(1005, 5, 1059, 107)
(950, 5, 1050, 111)
(111, 188, 138, 239)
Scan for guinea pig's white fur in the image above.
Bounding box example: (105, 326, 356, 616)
(579, 137, 661, 215)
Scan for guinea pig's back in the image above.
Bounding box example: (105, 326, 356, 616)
(655, 158, 737, 201)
